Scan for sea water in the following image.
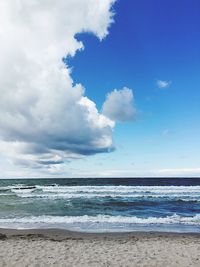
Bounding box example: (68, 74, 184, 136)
(0, 178, 200, 233)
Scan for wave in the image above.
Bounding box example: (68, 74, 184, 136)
(1, 185, 200, 202)
(3, 192, 200, 203)
(36, 185, 200, 194)
(1, 214, 200, 226)
(13, 192, 200, 202)
(1, 184, 200, 194)
(11, 188, 36, 194)
(0, 185, 36, 194)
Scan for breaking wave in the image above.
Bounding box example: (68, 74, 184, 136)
(1, 214, 200, 232)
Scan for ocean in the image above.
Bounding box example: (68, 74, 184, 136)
(0, 178, 200, 233)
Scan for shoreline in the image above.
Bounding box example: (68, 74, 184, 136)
(1, 228, 200, 240)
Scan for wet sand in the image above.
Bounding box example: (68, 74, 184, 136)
(1, 229, 200, 267)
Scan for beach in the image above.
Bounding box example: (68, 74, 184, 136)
(1, 229, 200, 267)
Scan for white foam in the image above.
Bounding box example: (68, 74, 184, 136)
(37, 185, 200, 194)
(0, 193, 14, 196)
(0, 214, 200, 227)
(11, 189, 36, 194)
(14, 192, 200, 200)
(2, 185, 200, 201)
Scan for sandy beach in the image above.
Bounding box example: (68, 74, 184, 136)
(0, 229, 200, 267)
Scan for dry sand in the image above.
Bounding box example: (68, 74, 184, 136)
(0, 229, 200, 267)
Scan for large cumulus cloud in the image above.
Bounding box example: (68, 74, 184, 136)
(0, 0, 135, 172)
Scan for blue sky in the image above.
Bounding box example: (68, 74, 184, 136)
(67, 0, 200, 177)
(0, 0, 200, 178)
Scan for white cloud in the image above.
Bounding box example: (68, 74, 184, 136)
(0, 0, 119, 172)
(102, 87, 136, 122)
(157, 80, 171, 89)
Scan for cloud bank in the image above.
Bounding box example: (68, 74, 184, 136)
(0, 0, 123, 171)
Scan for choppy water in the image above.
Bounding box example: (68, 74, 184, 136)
(1, 178, 200, 232)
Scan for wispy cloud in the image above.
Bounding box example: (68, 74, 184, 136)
(157, 80, 171, 89)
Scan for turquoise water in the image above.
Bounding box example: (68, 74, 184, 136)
(0, 178, 200, 232)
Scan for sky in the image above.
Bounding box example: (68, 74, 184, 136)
(0, 0, 200, 178)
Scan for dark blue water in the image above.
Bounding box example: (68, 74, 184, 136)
(0, 178, 200, 232)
